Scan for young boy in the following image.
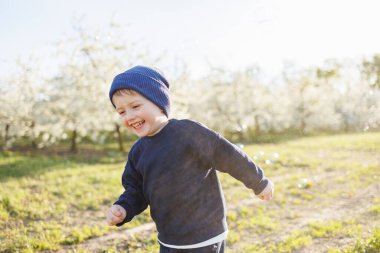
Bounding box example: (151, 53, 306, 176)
(106, 66, 274, 253)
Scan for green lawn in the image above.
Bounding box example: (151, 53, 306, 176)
(1, 132, 379, 252)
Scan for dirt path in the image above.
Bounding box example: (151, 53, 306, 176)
(59, 222, 155, 252)
(294, 182, 380, 253)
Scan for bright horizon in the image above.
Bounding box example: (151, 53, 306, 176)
(1, 0, 380, 79)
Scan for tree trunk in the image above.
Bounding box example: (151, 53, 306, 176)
(300, 113, 306, 135)
(30, 121, 37, 149)
(254, 115, 261, 135)
(115, 124, 124, 152)
(70, 130, 77, 153)
(2, 124, 10, 150)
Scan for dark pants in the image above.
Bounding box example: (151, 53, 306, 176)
(159, 241, 225, 253)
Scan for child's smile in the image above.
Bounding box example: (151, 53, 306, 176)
(130, 120, 145, 130)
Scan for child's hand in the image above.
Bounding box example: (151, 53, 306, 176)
(257, 180, 274, 201)
(106, 205, 127, 226)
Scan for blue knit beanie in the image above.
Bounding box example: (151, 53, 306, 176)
(109, 66, 171, 117)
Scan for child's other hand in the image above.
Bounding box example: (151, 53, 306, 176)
(106, 205, 127, 226)
(257, 180, 274, 201)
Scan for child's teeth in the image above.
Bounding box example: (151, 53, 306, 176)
(132, 121, 143, 128)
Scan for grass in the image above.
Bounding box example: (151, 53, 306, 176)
(328, 228, 380, 253)
(0, 132, 379, 252)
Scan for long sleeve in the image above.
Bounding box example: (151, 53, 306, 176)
(190, 121, 269, 195)
(114, 150, 148, 226)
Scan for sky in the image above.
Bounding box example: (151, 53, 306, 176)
(1, 0, 380, 79)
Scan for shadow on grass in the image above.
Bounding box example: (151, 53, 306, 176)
(0, 148, 127, 181)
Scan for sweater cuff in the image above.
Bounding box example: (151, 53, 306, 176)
(257, 180, 274, 196)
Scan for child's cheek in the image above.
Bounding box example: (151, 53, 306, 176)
(121, 119, 130, 129)
(123, 122, 130, 129)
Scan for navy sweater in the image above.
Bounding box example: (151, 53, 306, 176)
(114, 119, 269, 245)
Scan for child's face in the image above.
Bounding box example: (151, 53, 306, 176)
(113, 91, 168, 138)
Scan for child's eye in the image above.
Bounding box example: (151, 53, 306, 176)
(132, 105, 140, 109)
(119, 111, 125, 115)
